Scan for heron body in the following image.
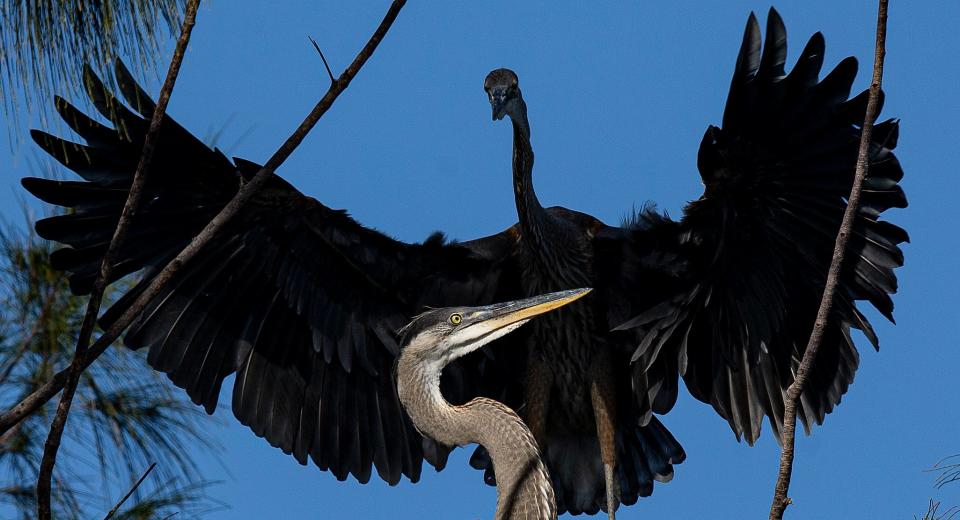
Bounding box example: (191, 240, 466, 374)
(482, 68, 681, 516)
(22, 8, 907, 518)
(514, 208, 598, 429)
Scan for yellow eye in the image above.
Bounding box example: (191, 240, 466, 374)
(449, 313, 462, 325)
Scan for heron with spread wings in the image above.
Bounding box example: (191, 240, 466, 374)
(22, 8, 906, 518)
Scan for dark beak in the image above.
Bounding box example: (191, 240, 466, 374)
(490, 90, 508, 121)
(468, 288, 592, 332)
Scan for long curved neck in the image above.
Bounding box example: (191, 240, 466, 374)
(509, 100, 556, 251)
(397, 356, 556, 520)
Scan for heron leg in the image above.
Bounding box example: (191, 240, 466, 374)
(590, 350, 618, 520)
(524, 353, 553, 447)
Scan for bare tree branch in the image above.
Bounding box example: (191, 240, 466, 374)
(768, 1, 890, 518)
(0, 0, 408, 438)
(35, 1, 203, 517)
(103, 462, 158, 520)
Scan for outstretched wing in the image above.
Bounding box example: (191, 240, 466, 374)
(604, 9, 908, 444)
(24, 61, 520, 484)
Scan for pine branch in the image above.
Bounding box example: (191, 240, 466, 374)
(0, 0, 184, 123)
(34, 1, 203, 517)
(768, 1, 890, 518)
(0, 284, 57, 386)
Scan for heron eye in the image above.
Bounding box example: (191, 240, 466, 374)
(449, 313, 462, 325)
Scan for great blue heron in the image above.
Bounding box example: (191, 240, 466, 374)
(397, 288, 591, 520)
(473, 9, 907, 515)
(22, 7, 905, 518)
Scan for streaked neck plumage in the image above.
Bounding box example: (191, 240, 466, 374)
(397, 350, 556, 520)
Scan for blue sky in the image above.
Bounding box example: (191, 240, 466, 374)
(2, 1, 958, 518)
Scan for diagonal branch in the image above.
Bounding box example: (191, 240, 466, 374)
(768, 1, 890, 518)
(0, 0, 408, 437)
(35, 1, 203, 518)
(103, 462, 158, 520)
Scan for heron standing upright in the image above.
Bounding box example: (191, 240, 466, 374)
(396, 288, 592, 520)
(21, 8, 906, 518)
(480, 67, 658, 517)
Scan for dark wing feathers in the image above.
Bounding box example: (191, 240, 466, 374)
(539, 416, 684, 515)
(24, 61, 516, 485)
(609, 8, 907, 444)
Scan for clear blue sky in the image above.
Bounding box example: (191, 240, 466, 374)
(1, 1, 957, 518)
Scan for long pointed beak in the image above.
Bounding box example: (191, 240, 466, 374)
(489, 88, 508, 121)
(467, 288, 592, 333)
(491, 95, 507, 120)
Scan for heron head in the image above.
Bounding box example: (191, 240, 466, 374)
(398, 288, 591, 371)
(484, 68, 522, 122)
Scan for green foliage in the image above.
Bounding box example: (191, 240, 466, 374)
(0, 215, 222, 518)
(0, 0, 184, 123)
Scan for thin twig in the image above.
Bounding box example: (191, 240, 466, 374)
(0, 0, 408, 436)
(103, 462, 157, 520)
(921, 499, 960, 520)
(928, 454, 960, 489)
(768, 1, 889, 518)
(308, 36, 336, 84)
(34, 1, 202, 517)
